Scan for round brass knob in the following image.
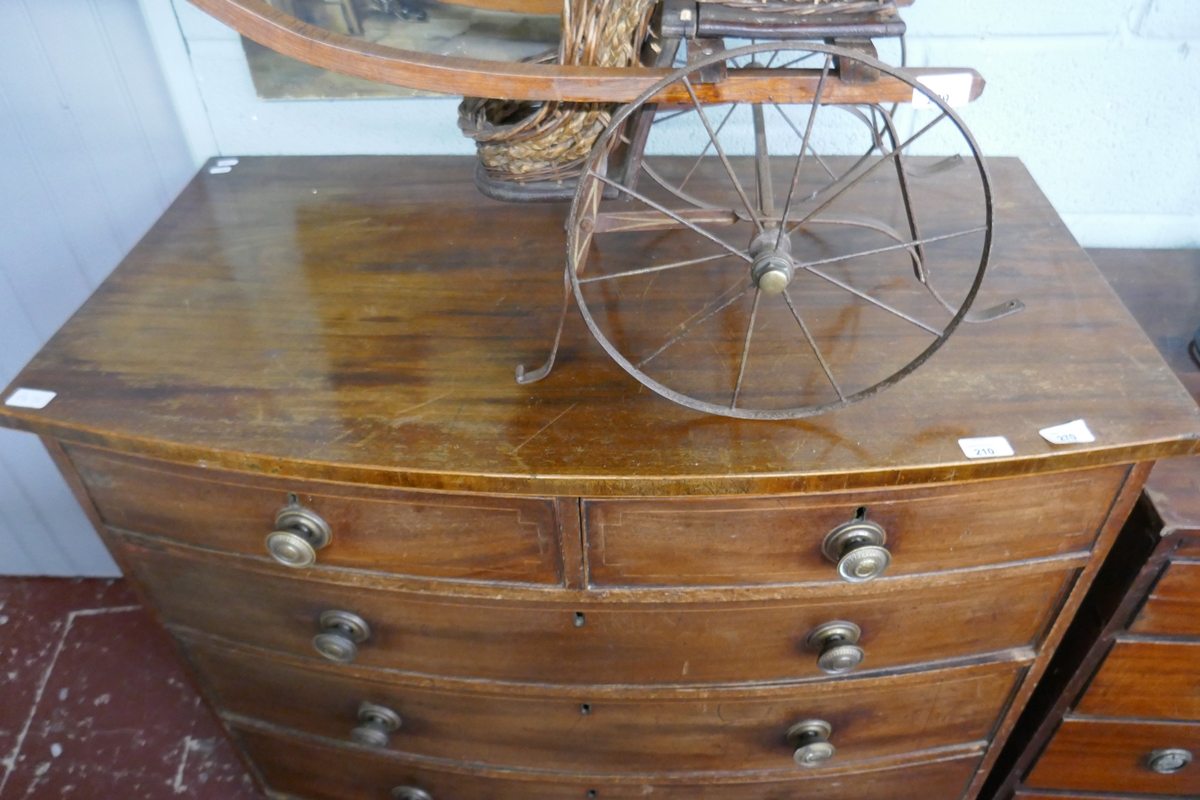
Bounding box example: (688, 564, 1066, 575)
(351, 701, 402, 748)
(1147, 748, 1193, 774)
(266, 506, 331, 568)
(392, 787, 433, 800)
(787, 719, 835, 767)
(822, 520, 890, 583)
(312, 609, 371, 664)
(806, 621, 864, 675)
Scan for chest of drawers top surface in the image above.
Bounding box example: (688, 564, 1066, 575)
(1, 156, 1198, 496)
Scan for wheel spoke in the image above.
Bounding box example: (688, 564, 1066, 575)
(731, 287, 762, 408)
(652, 108, 692, 126)
(752, 104, 774, 218)
(578, 252, 737, 284)
(677, 105, 736, 192)
(787, 112, 948, 234)
(771, 104, 837, 182)
(783, 289, 844, 401)
(682, 76, 765, 234)
(774, 52, 821, 70)
(804, 266, 941, 335)
(795, 226, 987, 272)
(589, 171, 753, 264)
(637, 282, 752, 369)
(775, 54, 833, 248)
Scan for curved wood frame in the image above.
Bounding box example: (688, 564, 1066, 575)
(189, 0, 983, 103)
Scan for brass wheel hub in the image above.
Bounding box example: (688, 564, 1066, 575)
(749, 228, 795, 296)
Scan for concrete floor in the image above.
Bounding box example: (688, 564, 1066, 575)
(0, 579, 258, 799)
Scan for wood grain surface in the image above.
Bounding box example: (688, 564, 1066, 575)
(232, 722, 985, 798)
(1073, 639, 1200, 721)
(1025, 718, 1200, 796)
(1, 157, 1196, 497)
(1129, 562, 1200, 638)
(186, 635, 1023, 775)
(115, 532, 1072, 685)
(584, 466, 1123, 586)
(67, 443, 564, 584)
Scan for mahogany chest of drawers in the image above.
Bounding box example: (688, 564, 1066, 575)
(3, 156, 1199, 800)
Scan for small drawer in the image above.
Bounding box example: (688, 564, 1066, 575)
(120, 535, 1072, 685)
(1026, 718, 1200, 796)
(187, 636, 1025, 774)
(1129, 562, 1200, 637)
(583, 467, 1125, 586)
(67, 444, 562, 584)
(234, 723, 985, 800)
(1075, 640, 1200, 722)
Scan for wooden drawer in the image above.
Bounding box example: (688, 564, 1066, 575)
(67, 444, 562, 584)
(1129, 562, 1200, 637)
(1025, 718, 1200, 796)
(1074, 639, 1200, 721)
(119, 534, 1073, 685)
(187, 636, 1024, 775)
(584, 467, 1124, 587)
(234, 723, 985, 800)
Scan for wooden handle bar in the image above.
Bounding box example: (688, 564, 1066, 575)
(189, 0, 983, 103)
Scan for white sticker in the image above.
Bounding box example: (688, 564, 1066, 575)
(4, 388, 57, 409)
(1039, 419, 1095, 445)
(958, 436, 1014, 459)
(208, 166, 232, 174)
(912, 73, 974, 109)
(215, 158, 239, 167)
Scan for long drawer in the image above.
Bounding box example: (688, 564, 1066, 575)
(1074, 639, 1200, 721)
(67, 444, 563, 584)
(1025, 718, 1200, 796)
(118, 533, 1074, 685)
(186, 635, 1025, 775)
(584, 466, 1125, 586)
(233, 723, 986, 800)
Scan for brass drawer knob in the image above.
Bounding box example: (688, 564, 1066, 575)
(823, 520, 890, 582)
(1147, 748, 1193, 774)
(787, 719, 835, 767)
(266, 505, 331, 568)
(312, 609, 371, 663)
(351, 701, 402, 748)
(392, 787, 433, 800)
(806, 621, 864, 674)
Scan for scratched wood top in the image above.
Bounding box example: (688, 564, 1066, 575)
(2, 156, 1198, 496)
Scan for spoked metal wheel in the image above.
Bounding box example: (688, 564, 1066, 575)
(561, 42, 1013, 420)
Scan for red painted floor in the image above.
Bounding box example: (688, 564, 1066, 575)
(0, 579, 260, 799)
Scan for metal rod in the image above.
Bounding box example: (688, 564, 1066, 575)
(804, 265, 942, 335)
(682, 76, 765, 234)
(578, 252, 737, 284)
(589, 171, 753, 264)
(752, 104, 775, 219)
(787, 112, 948, 234)
(637, 283, 752, 369)
(775, 54, 833, 249)
(795, 226, 986, 272)
(783, 288, 844, 401)
(678, 105, 737, 193)
(515, 266, 572, 384)
(731, 287, 762, 408)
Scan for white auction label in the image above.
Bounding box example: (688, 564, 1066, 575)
(958, 436, 1015, 459)
(912, 73, 974, 109)
(215, 158, 239, 167)
(5, 388, 57, 409)
(1039, 419, 1095, 445)
(208, 166, 233, 174)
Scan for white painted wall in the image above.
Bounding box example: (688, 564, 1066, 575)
(156, 0, 1199, 248)
(0, 0, 197, 576)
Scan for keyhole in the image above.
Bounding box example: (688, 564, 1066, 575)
(580, 703, 591, 715)
(854, 506, 867, 521)
(574, 612, 586, 627)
